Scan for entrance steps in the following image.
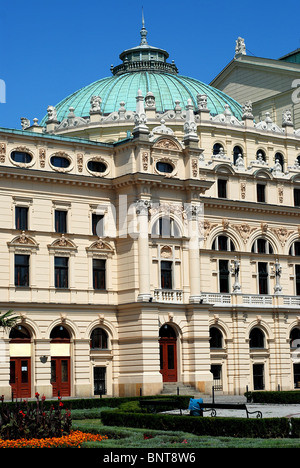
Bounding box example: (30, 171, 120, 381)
(161, 382, 205, 398)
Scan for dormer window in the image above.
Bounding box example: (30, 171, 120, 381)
(11, 151, 32, 164)
(50, 156, 70, 168)
(156, 161, 174, 174)
(87, 160, 107, 173)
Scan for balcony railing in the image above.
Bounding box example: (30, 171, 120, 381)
(201, 293, 300, 308)
(154, 289, 183, 303)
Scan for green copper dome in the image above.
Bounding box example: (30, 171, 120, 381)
(41, 23, 243, 125)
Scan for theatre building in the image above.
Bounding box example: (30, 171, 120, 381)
(1, 25, 300, 399)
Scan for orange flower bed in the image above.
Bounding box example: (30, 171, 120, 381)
(0, 430, 108, 448)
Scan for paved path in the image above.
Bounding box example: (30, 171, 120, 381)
(170, 394, 300, 418)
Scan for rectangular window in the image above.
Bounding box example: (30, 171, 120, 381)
(15, 254, 29, 287)
(161, 261, 172, 289)
(54, 257, 68, 289)
(219, 259, 229, 293)
(258, 262, 268, 294)
(296, 265, 300, 296)
(217, 179, 227, 198)
(257, 184, 266, 203)
(55, 210, 67, 233)
(294, 189, 300, 207)
(93, 259, 106, 290)
(92, 213, 104, 236)
(15, 206, 28, 230)
(253, 364, 264, 390)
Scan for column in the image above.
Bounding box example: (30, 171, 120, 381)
(187, 204, 202, 303)
(136, 199, 151, 302)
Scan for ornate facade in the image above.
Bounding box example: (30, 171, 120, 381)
(1, 25, 300, 399)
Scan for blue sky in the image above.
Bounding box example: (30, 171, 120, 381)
(0, 0, 299, 129)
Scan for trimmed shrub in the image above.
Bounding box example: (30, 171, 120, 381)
(101, 410, 291, 439)
(245, 391, 300, 404)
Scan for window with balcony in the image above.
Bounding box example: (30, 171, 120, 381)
(289, 242, 300, 295)
(161, 260, 172, 289)
(258, 262, 268, 294)
(219, 259, 229, 293)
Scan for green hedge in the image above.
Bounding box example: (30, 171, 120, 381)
(245, 391, 300, 404)
(5, 394, 191, 412)
(101, 410, 292, 438)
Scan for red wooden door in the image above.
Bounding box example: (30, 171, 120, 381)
(10, 358, 31, 398)
(51, 357, 70, 397)
(159, 338, 177, 382)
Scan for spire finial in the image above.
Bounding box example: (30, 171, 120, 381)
(142, 6, 145, 28)
(140, 7, 148, 45)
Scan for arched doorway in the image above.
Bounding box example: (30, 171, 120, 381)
(159, 324, 177, 382)
(9, 325, 32, 399)
(50, 325, 71, 397)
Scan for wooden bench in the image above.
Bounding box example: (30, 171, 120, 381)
(140, 399, 185, 415)
(197, 402, 262, 418)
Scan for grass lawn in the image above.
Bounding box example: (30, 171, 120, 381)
(71, 408, 300, 448)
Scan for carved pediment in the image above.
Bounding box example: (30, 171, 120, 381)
(8, 232, 38, 248)
(48, 235, 77, 249)
(152, 137, 182, 151)
(86, 239, 114, 252)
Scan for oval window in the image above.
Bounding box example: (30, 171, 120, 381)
(11, 151, 32, 164)
(156, 161, 173, 173)
(87, 160, 107, 173)
(50, 156, 70, 168)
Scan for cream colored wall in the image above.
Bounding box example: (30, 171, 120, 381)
(1, 119, 300, 397)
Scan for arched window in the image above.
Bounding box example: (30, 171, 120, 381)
(90, 328, 108, 349)
(289, 241, 300, 256)
(152, 217, 181, 238)
(249, 328, 265, 349)
(290, 328, 300, 349)
(9, 325, 31, 342)
(212, 235, 235, 251)
(210, 327, 223, 348)
(256, 149, 266, 162)
(251, 238, 273, 254)
(274, 153, 284, 172)
(213, 143, 224, 155)
(159, 324, 176, 339)
(233, 145, 243, 165)
(289, 241, 300, 295)
(50, 325, 70, 342)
